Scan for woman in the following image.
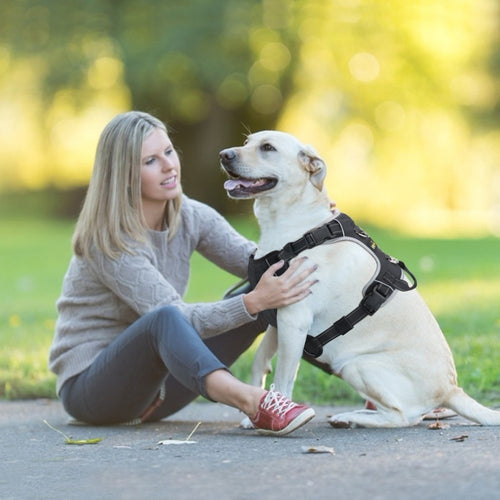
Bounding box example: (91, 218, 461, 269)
(49, 111, 318, 435)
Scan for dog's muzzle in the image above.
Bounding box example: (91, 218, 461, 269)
(219, 148, 277, 198)
(219, 148, 237, 170)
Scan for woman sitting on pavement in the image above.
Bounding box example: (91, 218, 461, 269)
(49, 110, 317, 435)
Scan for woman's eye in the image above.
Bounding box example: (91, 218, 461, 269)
(261, 143, 276, 152)
(145, 157, 155, 165)
(165, 148, 173, 156)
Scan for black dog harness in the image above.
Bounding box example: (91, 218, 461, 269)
(248, 213, 417, 358)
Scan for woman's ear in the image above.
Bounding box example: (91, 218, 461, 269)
(298, 146, 327, 191)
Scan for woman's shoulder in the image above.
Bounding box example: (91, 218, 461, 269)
(180, 195, 223, 223)
(181, 194, 216, 212)
(78, 237, 154, 271)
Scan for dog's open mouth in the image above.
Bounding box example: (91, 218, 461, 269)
(223, 177, 277, 197)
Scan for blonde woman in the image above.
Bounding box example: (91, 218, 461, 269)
(49, 111, 317, 435)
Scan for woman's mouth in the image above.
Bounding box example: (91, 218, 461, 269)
(161, 175, 177, 187)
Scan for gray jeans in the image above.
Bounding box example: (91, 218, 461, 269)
(60, 305, 266, 425)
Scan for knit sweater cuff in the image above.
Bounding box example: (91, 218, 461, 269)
(238, 293, 258, 321)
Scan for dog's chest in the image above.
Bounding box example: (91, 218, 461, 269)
(280, 242, 378, 330)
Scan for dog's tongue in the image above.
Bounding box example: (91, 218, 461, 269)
(224, 179, 258, 191)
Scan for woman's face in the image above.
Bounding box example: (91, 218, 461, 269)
(140, 127, 182, 206)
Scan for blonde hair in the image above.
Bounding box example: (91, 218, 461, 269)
(73, 111, 183, 258)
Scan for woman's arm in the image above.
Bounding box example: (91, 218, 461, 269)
(188, 199, 256, 278)
(88, 247, 254, 338)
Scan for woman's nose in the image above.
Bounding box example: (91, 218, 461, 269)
(161, 158, 174, 171)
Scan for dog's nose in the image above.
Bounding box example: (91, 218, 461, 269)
(219, 148, 236, 163)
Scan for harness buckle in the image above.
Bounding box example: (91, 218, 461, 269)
(304, 232, 317, 248)
(361, 283, 392, 315)
(303, 334, 324, 358)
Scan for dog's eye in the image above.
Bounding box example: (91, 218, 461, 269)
(260, 143, 276, 152)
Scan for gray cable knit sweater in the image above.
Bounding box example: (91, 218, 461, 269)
(49, 196, 257, 395)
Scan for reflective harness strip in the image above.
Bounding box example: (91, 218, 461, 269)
(247, 213, 417, 358)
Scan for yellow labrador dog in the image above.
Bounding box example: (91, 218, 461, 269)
(220, 130, 500, 428)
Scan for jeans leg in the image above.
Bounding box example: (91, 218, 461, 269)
(147, 314, 267, 420)
(60, 306, 228, 424)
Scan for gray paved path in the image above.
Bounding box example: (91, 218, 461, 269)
(1, 399, 499, 500)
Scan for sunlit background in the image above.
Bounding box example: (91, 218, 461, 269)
(1, 0, 500, 402)
(1, 0, 499, 236)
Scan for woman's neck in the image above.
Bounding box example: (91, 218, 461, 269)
(142, 201, 167, 231)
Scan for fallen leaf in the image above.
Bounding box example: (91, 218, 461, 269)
(65, 438, 102, 445)
(427, 421, 450, 430)
(450, 434, 469, 442)
(158, 439, 197, 445)
(157, 421, 201, 446)
(301, 445, 335, 455)
(43, 419, 102, 445)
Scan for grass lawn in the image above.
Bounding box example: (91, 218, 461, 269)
(1, 214, 499, 407)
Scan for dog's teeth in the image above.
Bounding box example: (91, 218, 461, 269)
(224, 179, 261, 190)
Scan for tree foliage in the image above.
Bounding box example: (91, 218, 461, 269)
(0, 0, 498, 233)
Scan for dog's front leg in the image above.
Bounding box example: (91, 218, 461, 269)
(250, 325, 278, 389)
(240, 325, 278, 429)
(272, 312, 311, 399)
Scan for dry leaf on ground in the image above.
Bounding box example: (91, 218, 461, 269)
(43, 419, 102, 445)
(427, 421, 450, 430)
(450, 434, 469, 442)
(158, 421, 201, 446)
(301, 445, 335, 455)
(158, 439, 197, 445)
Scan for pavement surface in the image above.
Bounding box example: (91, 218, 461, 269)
(1, 399, 499, 500)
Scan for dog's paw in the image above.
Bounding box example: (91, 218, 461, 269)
(240, 416, 255, 429)
(327, 415, 359, 429)
(328, 419, 353, 429)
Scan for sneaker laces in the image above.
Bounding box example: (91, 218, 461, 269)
(261, 384, 297, 416)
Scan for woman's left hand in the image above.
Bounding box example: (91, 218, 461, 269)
(242, 257, 318, 316)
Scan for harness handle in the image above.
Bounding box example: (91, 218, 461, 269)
(397, 260, 417, 290)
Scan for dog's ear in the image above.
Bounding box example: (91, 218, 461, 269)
(298, 146, 326, 191)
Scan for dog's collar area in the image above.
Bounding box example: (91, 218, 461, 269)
(279, 216, 347, 261)
(247, 213, 418, 358)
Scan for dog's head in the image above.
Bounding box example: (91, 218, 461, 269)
(219, 131, 326, 200)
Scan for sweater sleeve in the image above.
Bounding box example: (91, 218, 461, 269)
(187, 198, 257, 277)
(87, 246, 256, 338)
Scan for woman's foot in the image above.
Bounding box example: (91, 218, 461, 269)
(250, 384, 315, 436)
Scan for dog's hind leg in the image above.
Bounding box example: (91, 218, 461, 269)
(328, 360, 424, 428)
(328, 408, 415, 428)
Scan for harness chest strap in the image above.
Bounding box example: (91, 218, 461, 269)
(247, 213, 418, 358)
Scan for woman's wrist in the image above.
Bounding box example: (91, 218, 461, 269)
(243, 291, 260, 316)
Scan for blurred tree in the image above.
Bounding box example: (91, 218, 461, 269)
(0, 0, 498, 234)
(0, 0, 300, 213)
(277, 0, 500, 234)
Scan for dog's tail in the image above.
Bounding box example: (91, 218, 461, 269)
(444, 387, 500, 425)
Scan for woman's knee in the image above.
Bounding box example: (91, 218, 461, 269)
(150, 305, 190, 331)
(146, 305, 202, 355)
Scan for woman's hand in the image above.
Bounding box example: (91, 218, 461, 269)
(243, 257, 318, 316)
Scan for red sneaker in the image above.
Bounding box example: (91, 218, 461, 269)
(250, 385, 315, 436)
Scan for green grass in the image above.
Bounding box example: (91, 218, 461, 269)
(1, 214, 499, 408)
